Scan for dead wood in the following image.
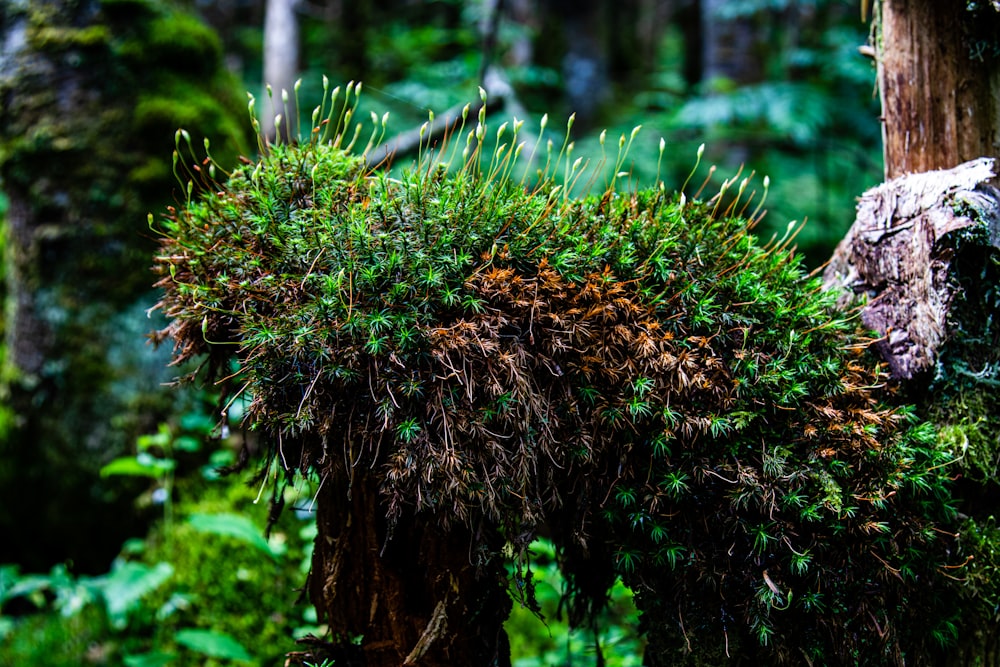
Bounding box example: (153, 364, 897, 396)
(824, 157, 1000, 380)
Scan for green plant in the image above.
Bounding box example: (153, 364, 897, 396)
(506, 539, 644, 667)
(149, 80, 982, 665)
(1, 411, 317, 666)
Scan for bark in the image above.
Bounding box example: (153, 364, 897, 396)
(303, 471, 511, 667)
(677, 0, 702, 88)
(823, 158, 1000, 381)
(877, 0, 1000, 179)
(701, 0, 759, 85)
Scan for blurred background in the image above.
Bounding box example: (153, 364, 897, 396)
(0, 0, 880, 664)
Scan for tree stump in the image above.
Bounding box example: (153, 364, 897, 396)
(823, 157, 1000, 382)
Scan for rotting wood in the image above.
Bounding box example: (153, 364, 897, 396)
(824, 157, 1000, 381)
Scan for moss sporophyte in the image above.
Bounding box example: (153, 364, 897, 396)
(152, 79, 974, 665)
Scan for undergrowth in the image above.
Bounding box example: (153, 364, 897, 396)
(151, 79, 978, 665)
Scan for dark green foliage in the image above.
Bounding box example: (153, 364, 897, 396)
(153, 86, 974, 665)
(0, 469, 317, 666)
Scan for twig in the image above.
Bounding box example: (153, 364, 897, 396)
(365, 67, 535, 171)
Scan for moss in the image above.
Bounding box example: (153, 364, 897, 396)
(116, 11, 224, 75)
(132, 74, 246, 151)
(28, 24, 111, 49)
(931, 390, 1000, 485)
(151, 87, 983, 665)
(130, 479, 315, 665)
(0, 604, 112, 666)
(0, 473, 316, 666)
(925, 232, 1000, 485)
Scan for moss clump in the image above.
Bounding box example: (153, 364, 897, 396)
(925, 235, 1000, 485)
(153, 85, 976, 665)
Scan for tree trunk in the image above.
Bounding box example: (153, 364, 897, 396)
(558, 0, 610, 128)
(700, 0, 759, 86)
(0, 0, 245, 572)
(262, 0, 300, 142)
(699, 0, 760, 166)
(304, 470, 512, 667)
(0, 0, 147, 572)
(877, 0, 1000, 179)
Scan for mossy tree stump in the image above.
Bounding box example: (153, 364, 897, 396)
(154, 87, 997, 665)
(826, 158, 1000, 667)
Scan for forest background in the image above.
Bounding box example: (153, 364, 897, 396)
(0, 0, 891, 664)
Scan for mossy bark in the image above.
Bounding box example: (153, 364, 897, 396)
(825, 160, 1000, 665)
(0, 0, 246, 571)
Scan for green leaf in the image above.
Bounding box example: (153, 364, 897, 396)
(175, 628, 252, 661)
(173, 435, 202, 453)
(98, 561, 174, 629)
(0, 616, 14, 641)
(180, 411, 217, 435)
(100, 455, 174, 478)
(187, 513, 281, 558)
(1, 572, 51, 605)
(123, 651, 176, 667)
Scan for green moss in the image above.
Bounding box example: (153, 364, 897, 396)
(29, 24, 111, 49)
(925, 234, 1000, 485)
(932, 390, 1000, 484)
(0, 472, 316, 666)
(116, 11, 223, 75)
(150, 86, 985, 665)
(130, 479, 315, 665)
(0, 605, 111, 666)
(132, 75, 245, 150)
